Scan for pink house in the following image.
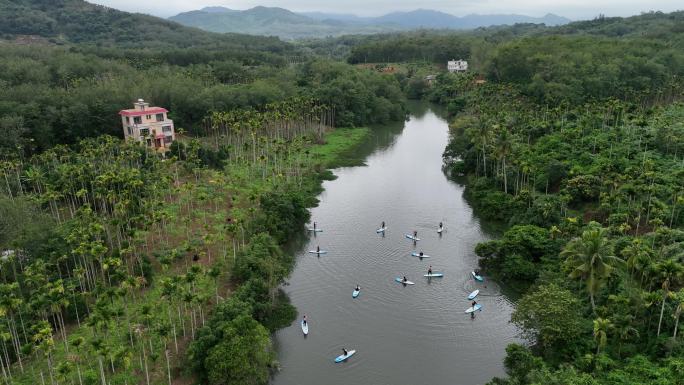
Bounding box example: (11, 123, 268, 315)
(119, 99, 175, 151)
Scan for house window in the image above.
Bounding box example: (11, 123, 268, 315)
(162, 125, 172, 133)
(126, 116, 130, 124)
(140, 128, 150, 136)
(127, 126, 132, 135)
(165, 136, 173, 145)
(133, 116, 142, 124)
(156, 113, 165, 122)
(146, 115, 152, 120)
(146, 139, 152, 147)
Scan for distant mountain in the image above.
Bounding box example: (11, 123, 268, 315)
(200, 6, 237, 14)
(169, 6, 402, 39)
(373, 9, 570, 28)
(374, 9, 461, 28)
(299, 12, 370, 24)
(169, 7, 571, 39)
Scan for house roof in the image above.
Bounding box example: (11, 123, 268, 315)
(118, 107, 168, 117)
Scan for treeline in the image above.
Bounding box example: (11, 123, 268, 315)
(0, 44, 404, 159)
(488, 35, 684, 104)
(346, 11, 684, 106)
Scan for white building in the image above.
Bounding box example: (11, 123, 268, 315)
(119, 99, 175, 152)
(447, 59, 468, 73)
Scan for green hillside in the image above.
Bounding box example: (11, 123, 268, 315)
(0, 0, 292, 55)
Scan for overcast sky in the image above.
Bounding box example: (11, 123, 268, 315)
(92, 0, 682, 19)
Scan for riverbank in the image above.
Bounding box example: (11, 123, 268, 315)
(183, 126, 372, 384)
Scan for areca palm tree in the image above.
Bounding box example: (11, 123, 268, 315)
(673, 290, 684, 338)
(494, 128, 514, 193)
(655, 259, 684, 336)
(593, 317, 613, 354)
(561, 222, 625, 312)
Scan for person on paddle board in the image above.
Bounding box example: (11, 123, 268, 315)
(342, 348, 348, 356)
(382, 221, 385, 229)
(439, 222, 443, 229)
(355, 285, 360, 291)
(313, 222, 317, 230)
(316, 245, 320, 253)
(419, 251, 424, 258)
(428, 265, 433, 276)
(303, 315, 307, 325)
(403, 276, 408, 283)
(413, 230, 418, 238)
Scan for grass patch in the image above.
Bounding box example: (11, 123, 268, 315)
(309, 127, 371, 168)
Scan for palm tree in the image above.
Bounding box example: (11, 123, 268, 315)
(655, 259, 684, 336)
(593, 317, 613, 354)
(70, 337, 85, 385)
(90, 339, 108, 385)
(672, 290, 684, 339)
(494, 128, 514, 193)
(561, 222, 625, 312)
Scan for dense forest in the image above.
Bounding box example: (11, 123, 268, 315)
(1, 0, 684, 384)
(429, 11, 684, 385)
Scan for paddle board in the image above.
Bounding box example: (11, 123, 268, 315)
(465, 304, 483, 313)
(468, 289, 480, 300)
(395, 277, 415, 285)
(411, 252, 431, 258)
(352, 289, 360, 298)
(308, 250, 328, 254)
(471, 271, 484, 282)
(334, 350, 356, 363)
(405, 234, 420, 241)
(307, 228, 323, 232)
(301, 320, 308, 335)
(376, 227, 387, 233)
(424, 273, 444, 278)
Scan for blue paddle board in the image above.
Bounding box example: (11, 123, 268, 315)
(334, 350, 356, 363)
(424, 273, 444, 278)
(411, 252, 431, 258)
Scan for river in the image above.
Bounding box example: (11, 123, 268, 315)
(272, 103, 519, 385)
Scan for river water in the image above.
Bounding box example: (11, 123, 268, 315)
(272, 103, 519, 385)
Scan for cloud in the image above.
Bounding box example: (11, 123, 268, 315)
(93, 0, 682, 19)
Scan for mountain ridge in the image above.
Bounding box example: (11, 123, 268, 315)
(169, 7, 572, 39)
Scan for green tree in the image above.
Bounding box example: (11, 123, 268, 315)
(561, 222, 625, 312)
(593, 317, 613, 354)
(204, 315, 272, 385)
(511, 283, 588, 356)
